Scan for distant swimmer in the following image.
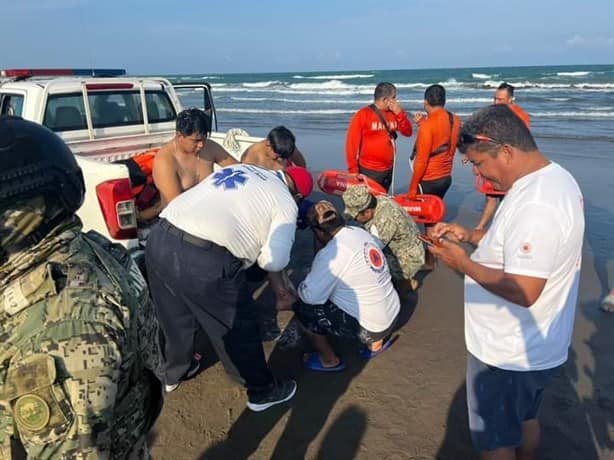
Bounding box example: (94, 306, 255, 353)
(345, 82, 413, 192)
(241, 125, 307, 170)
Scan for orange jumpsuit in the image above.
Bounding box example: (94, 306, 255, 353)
(345, 106, 412, 173)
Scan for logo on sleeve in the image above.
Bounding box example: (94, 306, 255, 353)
(15, 394, 50, 431)
(363, 242, 385, 273)
(213, 168, 248, 189)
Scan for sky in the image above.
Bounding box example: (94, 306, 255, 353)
(1, 0, 613, 75)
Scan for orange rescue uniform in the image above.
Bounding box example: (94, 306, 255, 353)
(345, 106, 412, 173)
(408, 107, 461, 197)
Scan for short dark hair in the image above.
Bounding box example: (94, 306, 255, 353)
(424, 84, 446, 107)
(176, 108, 211, 137)
(497, 82, 515, 98)
(267, 126, 296, 159)
(459, 105, 537, 155)
(374, 82, 396, 101)
(314, 213, 345, 234)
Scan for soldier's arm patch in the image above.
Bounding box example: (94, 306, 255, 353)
(0, 354, 74, 447)
(1, 263, 57, 316)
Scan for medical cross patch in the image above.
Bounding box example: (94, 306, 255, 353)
(213, 168, 248, 189)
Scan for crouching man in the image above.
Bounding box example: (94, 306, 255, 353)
(281, 201, 400, 371)
(342, 184, 424, 292)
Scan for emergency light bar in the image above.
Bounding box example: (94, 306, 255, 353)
(0, 68, 127, 78)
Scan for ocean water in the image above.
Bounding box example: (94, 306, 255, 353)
(163, 64, 613, 265)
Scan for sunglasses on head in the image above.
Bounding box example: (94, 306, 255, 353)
(458, 133, 505, 153)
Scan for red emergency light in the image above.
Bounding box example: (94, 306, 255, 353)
(1, 68, 127, 78)
(86, 83, 134, 90)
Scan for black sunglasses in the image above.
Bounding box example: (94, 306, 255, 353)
(458, 133, 505, 153)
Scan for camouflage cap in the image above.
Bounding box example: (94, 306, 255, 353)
(342, 185, 373, 218)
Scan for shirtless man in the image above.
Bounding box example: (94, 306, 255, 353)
(241, 126, 306, 170)
(140, 108, 237, 220)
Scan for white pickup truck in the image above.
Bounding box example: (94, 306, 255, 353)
(0, 68, 259, 260)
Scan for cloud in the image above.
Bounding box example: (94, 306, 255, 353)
(566, 35, 614, 47)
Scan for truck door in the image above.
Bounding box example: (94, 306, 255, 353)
(172, 83, 217, 132)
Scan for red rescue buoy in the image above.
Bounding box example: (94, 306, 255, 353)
(392, 194, 446, 224)
(475, 174, 505, 196)
(317, 170, 387, 196)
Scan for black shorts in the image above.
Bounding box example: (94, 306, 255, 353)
(359, 165, 393, 192)
(293, 300, 396, 345)
(420, 176, 451, 199)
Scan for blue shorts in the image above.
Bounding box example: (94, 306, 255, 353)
(466, 353, 561, 451)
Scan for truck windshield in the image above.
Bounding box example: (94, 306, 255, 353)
(43, 90, 176, 132)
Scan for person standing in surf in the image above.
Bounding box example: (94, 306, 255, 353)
(409, 84, 461, 270)
(345, 82, 412, 192)
(473, 83, 531, 232)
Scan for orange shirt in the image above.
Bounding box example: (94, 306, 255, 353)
(408, 108, 461, 196)
(508, 104, 531, 128)
(345, 106, 412, 172)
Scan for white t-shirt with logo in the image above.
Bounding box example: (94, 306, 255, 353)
(465, 162, 584, 371)
(298, 226, 400, 333)
(160, 164, 297, 272)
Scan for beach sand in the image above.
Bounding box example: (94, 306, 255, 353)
(148, 187, 614, 460)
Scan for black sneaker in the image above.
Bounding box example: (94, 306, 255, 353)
(164, 359, 202, 393)
(246, 380, 297, 412)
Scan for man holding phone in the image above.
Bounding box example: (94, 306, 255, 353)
(345, 82, 413, 192)
(428, 105, 584, 460)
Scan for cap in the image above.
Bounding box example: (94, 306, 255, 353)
(308, 200, 339, 227)
(342, 184, 373, 218)
(285, 166, 313, 198)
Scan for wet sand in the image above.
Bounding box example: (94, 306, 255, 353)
(148, 189, 614, 460)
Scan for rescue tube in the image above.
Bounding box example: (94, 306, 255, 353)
(392, 194, 446, 224)
(317, 170, 387, 196)
(475, 174, 505, 196)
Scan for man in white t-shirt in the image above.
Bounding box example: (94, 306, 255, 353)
(429, 105, 584, 459)
(145, 163, 313, 412)
(284, 200, 400, 372)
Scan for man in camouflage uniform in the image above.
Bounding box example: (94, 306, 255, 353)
(0, 117, 162, 459)
(342, 185, 424, 291)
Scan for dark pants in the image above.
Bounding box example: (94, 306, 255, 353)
(420, 175, 452, 199)
(359, 165, 393, 192)
(145, 219, 274, 398)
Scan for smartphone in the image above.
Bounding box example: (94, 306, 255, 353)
(418, 234, 443, 247)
